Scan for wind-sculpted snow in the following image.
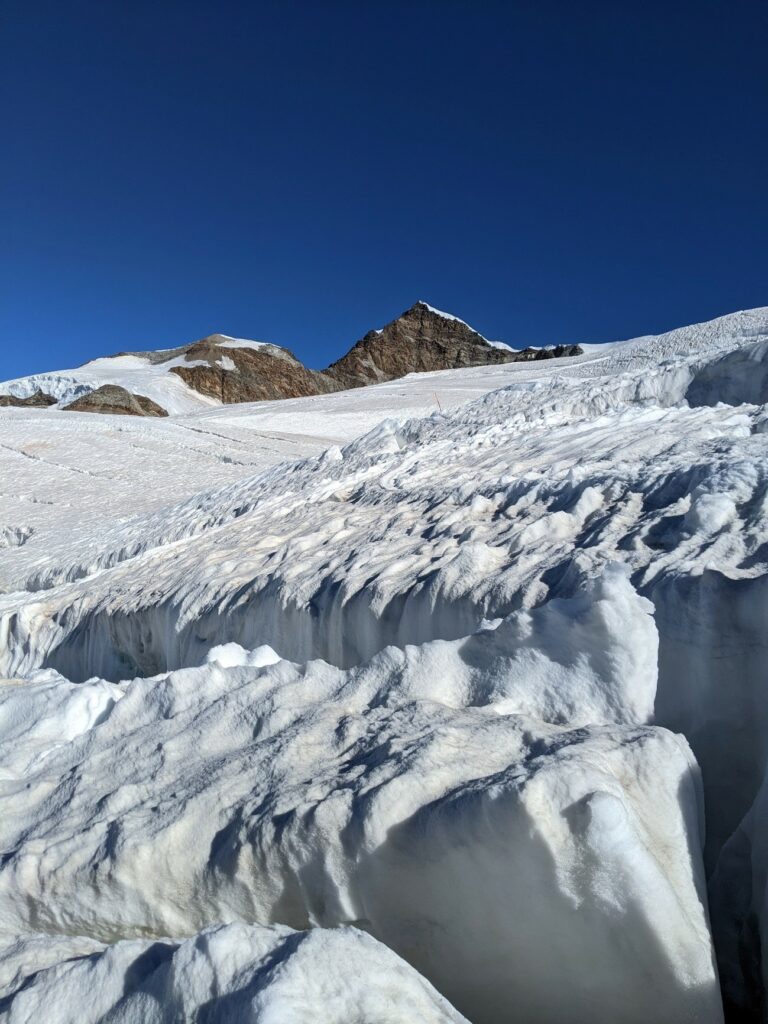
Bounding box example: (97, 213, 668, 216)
(0, 924, 469, 1024)
(0, 361, 519, 595)
(3, 306, 768, 1020)
(0, 586, 720, 1022)
(1, 399, 762, 681)
(3, 308, 767, 605)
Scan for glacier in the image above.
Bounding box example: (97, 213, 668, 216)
(0, 594, 720, 1023)
(2, 306, 768, 1020)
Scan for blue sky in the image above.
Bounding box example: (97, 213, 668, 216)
(1, 0, 767, 377)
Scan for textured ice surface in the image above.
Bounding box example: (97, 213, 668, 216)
(0, 923, 468, 1023)
(0, 618, 720, 1023)
(3, 305, 768, 1020)
(0, 357, 531, 595)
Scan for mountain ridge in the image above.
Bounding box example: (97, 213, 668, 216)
(0, 302, 582, 416)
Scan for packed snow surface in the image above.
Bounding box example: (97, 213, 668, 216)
(2, 305, 768, 1021)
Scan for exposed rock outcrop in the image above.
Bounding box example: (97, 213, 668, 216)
(325, 302, 515, 389)
(63, 385, 168, 417)
(168, 335, 336, 403)
(516, 343, 584, 361)
(0, 390, 56, 408)
(169, 316, 585, 403)
(325, 302, 582, 389)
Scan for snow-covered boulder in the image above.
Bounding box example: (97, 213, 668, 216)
(0, 923, 468, 1023)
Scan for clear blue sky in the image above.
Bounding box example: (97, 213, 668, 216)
(2, 1, 767, 377)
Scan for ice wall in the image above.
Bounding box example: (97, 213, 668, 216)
(0, 575, 722, 1023)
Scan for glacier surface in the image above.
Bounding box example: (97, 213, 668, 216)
(2, 305, 768, 1020)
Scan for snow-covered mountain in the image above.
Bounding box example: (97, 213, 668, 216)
(2, 305, 768, 1022)
(0, 334, 336, 415)
(0, 302, 582, 416)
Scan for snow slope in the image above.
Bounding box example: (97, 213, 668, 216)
(2, 305, 768, 1020)
(0, 351, 222, 415)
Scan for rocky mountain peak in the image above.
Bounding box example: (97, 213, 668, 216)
(324, 301, 517, 389)
(410, 300, 480, 328)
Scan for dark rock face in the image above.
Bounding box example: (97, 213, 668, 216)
(324, 302, 583, 390)
(63, 385, 168, 417)
(0, 390, 57, 408)
(168, 316, 584, 401)
(514, 344, 584, 362)
(325, 302, 515, 389)
(169, 335, 336, 403)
